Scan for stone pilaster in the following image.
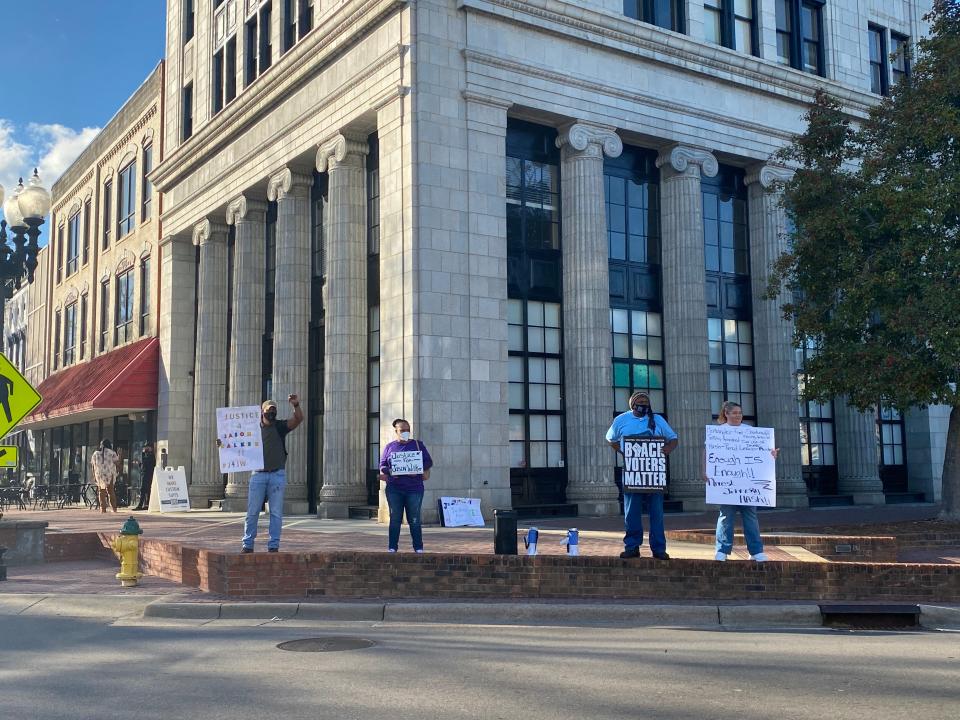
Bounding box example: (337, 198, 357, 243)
(156, 234, 197, 483)
(315, 134, 369, 518)
(189, 219, 229, 508)
(223, 195, 268, 511)
(835, 400, 886, 504)
(267, 168, 313, 515)
(746, 165, 808, 508)
(656, 145, 717, 511)
(556, 122, 622, 516)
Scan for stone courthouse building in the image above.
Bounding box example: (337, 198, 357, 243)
(146, 0, 946, 519)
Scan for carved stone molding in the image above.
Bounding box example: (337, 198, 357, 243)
(556, 122, 623, 159)
(461, 89, 514, 110)
(266, 167, 313, 201)
(316, 133, 370, 173)
(193, 218, 229, 246)
(745, 164, 795, 190)
(225, 194, 268, 225)
(115, 250, 136, 274)
(655, 144, 719, 178)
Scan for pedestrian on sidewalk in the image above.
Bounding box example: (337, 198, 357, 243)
(241, 395, 303, 553)
(379, 418, 433, 553)
(90, 439, 120, 513)
(606, 391, 678, 560)
(133, 444, 156, 511)
(705, 400, 779, 563)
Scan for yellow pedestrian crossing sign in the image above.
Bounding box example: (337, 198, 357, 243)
(0, 352, 42, 439)
(0, 446, 18, 468)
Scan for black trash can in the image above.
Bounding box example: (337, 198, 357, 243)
(493, 509, 518, 555)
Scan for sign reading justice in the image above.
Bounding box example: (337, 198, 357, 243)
(621, 436, 667, 493)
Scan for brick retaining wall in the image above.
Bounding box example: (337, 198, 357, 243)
(42, 532, 960, 602)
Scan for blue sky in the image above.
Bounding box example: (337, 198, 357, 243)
(0, 0, 166, 209)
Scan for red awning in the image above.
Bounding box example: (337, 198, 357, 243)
(21, 337, 159, 430)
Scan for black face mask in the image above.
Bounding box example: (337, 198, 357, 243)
(632, 405, 650, 417)
(264, 412, 277, 422)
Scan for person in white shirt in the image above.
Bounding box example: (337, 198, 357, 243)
(705, 401, 778, 562)
(90, 439, 121, 513)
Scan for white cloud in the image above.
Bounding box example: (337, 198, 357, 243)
(0, 120, 31, 204)
(28, 123, 101, 188)
(0, 119, 100, 220)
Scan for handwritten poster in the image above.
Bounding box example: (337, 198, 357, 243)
(155, 466, 190, 512)
(216, 406, 263, 473)
(390, 451, 424, 476)
(438, 497, 485, 527)
(621, 436, 668, 493)
(704, 424, 777, 507)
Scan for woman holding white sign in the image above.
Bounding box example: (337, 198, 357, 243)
(379, 418, 433, 553)
(705, 401, 778, 562)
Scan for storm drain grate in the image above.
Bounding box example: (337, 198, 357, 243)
(277, 637, 377, 653)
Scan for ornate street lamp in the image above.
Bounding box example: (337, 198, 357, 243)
(0, 169, 51, 342)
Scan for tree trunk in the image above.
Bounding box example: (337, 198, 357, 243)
(940, 404, 960, 520)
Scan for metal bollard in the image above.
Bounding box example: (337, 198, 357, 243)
(493, 509, 518, 555)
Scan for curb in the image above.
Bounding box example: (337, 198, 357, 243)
(140, 600, 832, 628)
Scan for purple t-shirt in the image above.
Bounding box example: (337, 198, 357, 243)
(379, 439, 434, 492)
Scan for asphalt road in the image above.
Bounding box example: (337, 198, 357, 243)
(1, 615, 957, 720)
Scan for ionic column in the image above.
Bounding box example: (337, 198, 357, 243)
(656, 145, 717, 510)
(190, 219, 229, 508)
(157, 234, 197, 485)
(267, 168, 313, 515)
(223, 195, 268, 511)
(746, 165, 808, 508)
(316, 134, 369, 518)
(557, 122, 622, 516)
(835, 401, 886, 504)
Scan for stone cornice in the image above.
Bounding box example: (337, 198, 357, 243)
(266, 168, 313, 202)
(745, 164, 796, 190)
(656, 145, 719, 178)
(225, 195, 269, 225)
(152, 0, 408, 193)
(461, 89, 514, 110)
(556, 122, 623, 159)
(193, 219, 230, 246)
(461, 0, 878, 118)
(316, 133, 370, 173)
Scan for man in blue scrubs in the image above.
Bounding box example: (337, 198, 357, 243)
(605, 391, 679, 559)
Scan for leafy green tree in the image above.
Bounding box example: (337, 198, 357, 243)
(769, 0, 960, 519)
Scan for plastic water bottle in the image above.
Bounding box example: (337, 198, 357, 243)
(523, 527, 539, 556)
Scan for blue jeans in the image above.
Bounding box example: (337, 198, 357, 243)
(242, 469, 286, 551)
(385, 485, 424, 552)
(716, 505, 764, 556)
(623, 492, 666, 554)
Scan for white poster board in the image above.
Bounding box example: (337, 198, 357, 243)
(438, 497, 485, 527)
(621, 436, 668, 493)
(156, 466, 191, 512)
(704, 425, 777, 507)
(216, 405, 264, 473)
(390, 451, 424, 476)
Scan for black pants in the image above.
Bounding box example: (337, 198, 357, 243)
(138, 468, 155, 508)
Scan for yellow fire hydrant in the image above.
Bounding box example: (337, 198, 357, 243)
(111, 517, 143, 587)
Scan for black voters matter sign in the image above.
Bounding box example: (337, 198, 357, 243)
(622, 436, 667, 493)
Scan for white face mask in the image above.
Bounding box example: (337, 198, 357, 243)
(399, 431, 412, 442)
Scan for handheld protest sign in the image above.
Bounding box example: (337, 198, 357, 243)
(621, 436, 668, 493)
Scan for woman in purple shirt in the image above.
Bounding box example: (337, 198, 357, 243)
(379, 418, 433, 553)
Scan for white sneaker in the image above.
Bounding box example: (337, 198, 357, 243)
(751, 552, 769, 562)
(387, 548, 397, 553)
(415, 549, 424, 554)
(714, 552, 727, 561)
